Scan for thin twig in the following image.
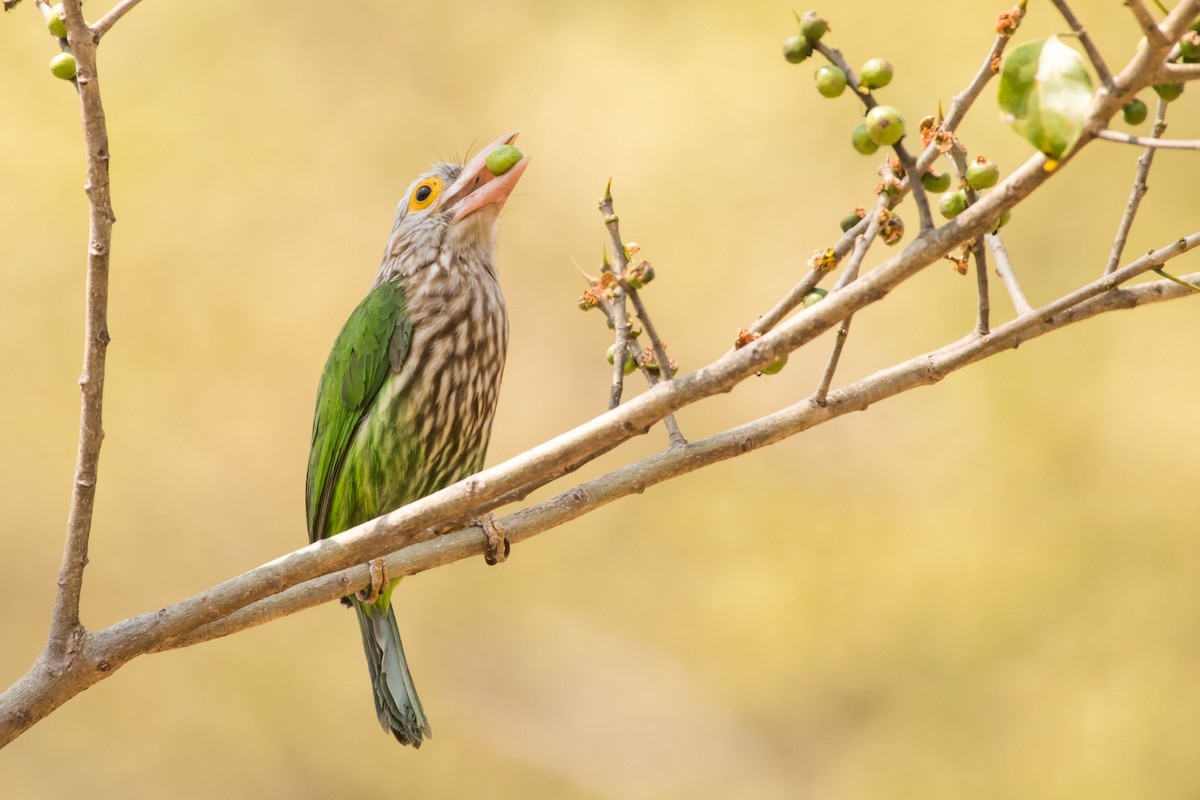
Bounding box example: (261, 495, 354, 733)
(1153, 266, 1200, 291)
(914, 1, 1026, 176)
(1159, 61, 1200, 82)
(945, 144, 991, 334)
(1105, 99, 1168, 275)
(812, 197, 886, 404)
(597, 185, 631, 410)
(893, 141, 934, 232)
(607, 288, 630, 409)
(588, 288, 686, 444)
(986, 233, 1033, 315)
(1095, 128, 1200, 149)
(750, 209, 877, 337)
(1051, 0, 1116, 90)
(625, 290, 686, 445)
(1160, 2, 1200, 44)
(814, 319, 853, 406)
(45, 0, 115, 666)
(597, 184, 685, 444)
(91, 0, 145, 39)
(832, 200, 887, 294)
(972, 236, 990, 335)
(1125, 0, 1168, 46)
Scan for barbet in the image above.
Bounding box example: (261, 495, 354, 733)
(305, 132, 528, 746)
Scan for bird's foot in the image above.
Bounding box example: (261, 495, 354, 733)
(476, 513, 510, 566)
(358, 557, 388, 604)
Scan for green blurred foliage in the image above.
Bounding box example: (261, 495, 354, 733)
(2, 1, 1199, 797)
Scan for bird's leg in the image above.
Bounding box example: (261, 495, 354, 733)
(358, 557, 389, 604)
(476, 513, 510, 566)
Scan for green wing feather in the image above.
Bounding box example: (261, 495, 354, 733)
(306, 280, 411, 543)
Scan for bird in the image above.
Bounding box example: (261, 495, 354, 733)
(305, 132, 528, 747)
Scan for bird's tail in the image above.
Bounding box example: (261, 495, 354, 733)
(352, 598, 432, 747)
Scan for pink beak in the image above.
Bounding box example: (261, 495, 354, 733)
(440, 130, 530, 220)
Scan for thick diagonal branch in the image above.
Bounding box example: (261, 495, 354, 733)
(158, 253, 1200, 651)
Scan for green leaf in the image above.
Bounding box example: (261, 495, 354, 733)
(998, 35, 1094, 160)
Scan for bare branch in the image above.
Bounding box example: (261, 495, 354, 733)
(1159, 61, 1200, 82)
(973, 236, 991, 335)
(91, 0, 145, 39)
(893, 141, 934, 232)
(986, 233, 1033, 316)
(1125, 0, 1168, 46)
(1152, 266, 1200, 292)
(1051, 0, 1116, 90)
(1105, 99, 1168, 275)
(625, 289, 687, 445)
(1156, 1, 1200, 48)
(45, 0, 114, 663)
(1095, 128, 1200, 149)
(598, 185, 632, 410)
(812, 197, 885, 404)
(606, 285, 630, 407)
(813, 316, 851, 406)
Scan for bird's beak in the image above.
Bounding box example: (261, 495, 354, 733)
(439, 131, 530, 221)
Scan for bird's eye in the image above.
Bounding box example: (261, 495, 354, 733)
(408, 177, 443, 212)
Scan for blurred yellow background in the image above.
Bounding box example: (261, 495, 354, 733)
(3, 1, 1200, 797)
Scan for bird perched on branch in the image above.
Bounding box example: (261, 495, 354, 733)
(305, 132, 529, 746)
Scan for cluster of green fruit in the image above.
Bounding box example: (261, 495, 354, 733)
(782, 12, 906, 154)
(45, 3, 76, 81)
(931, 155, 1008, 232)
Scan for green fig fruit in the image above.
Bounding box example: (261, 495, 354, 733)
(864, 104, 905, 146)
(851, 122, 879, 155)
(922, 170, 951, 193)
(486, 144, 524, 176)
(1152, 82, 1184, 102)
(49, 51, 76, 80)
(939, 189, 968, 219)
(799, 11, 828, 43)
(783, 35, 812, 64)
(47, 3, 66, 37)
(966, 157, 999, 190)
(802, 288, 828, 307)
(860, 58, 893, 89)
(815, 65, 847, 98)
(760, 353, 788, 376)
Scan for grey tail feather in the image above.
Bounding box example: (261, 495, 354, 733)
(353, 599, 432, 747)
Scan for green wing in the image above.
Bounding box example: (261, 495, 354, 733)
(306, 280, 412, 543)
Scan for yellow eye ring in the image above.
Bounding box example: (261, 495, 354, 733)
(408, 177, 443, 212)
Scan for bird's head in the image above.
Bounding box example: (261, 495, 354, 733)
(380, 131, 529, 279)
